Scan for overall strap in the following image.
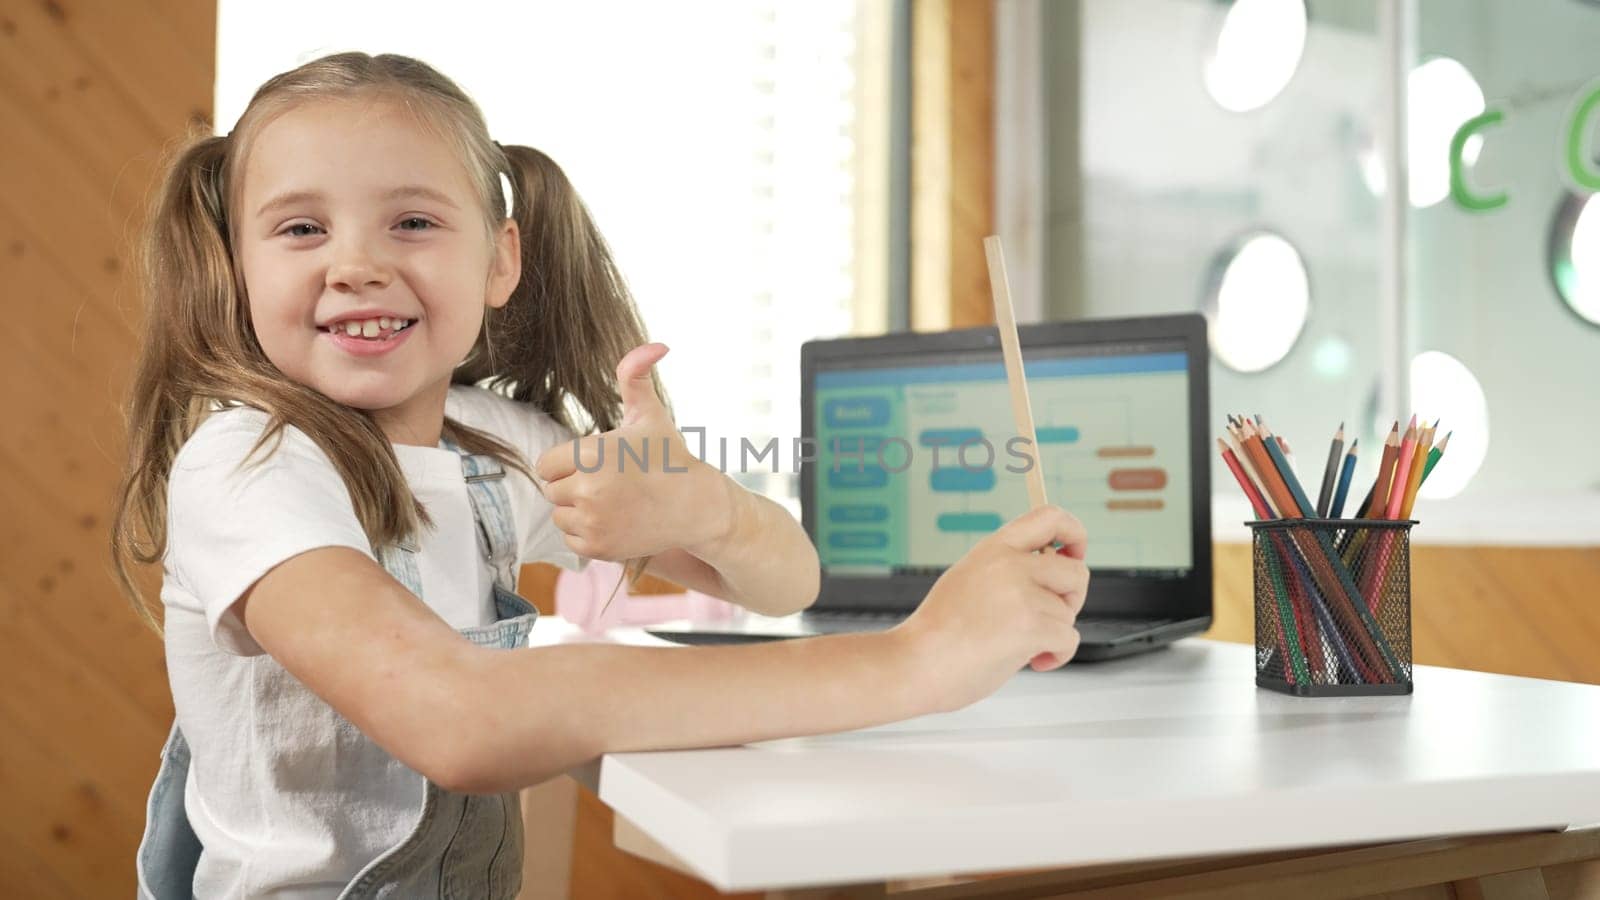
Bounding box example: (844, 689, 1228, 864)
(440, 434, 522, 595)
(374, 537, 425, 597)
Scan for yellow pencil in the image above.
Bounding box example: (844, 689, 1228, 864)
(1397, 423, 1433, 520)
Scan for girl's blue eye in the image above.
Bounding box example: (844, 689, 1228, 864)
(398, 217, 436, 231)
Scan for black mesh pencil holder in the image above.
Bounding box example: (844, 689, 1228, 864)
(1248, 518, 1415, 697)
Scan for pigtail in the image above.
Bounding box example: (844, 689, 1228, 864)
(454, 144, 666, 436)
(111, 130, 237, 636)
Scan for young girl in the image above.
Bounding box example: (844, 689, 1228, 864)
(111, 52, 1089, 898)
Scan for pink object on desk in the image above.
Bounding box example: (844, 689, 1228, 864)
(554, 559, 738, 634)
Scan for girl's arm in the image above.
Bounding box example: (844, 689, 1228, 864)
(236, 544, 919, 793)
(538, 343, 819, 617)
(634, 469, 819, 617)
(239, 507, 1088, 796)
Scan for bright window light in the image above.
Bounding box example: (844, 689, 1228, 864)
(1202, 0, 1308, 113)
(215, 1, 877, 509)
(1410, 350, 1488, 500)
(1408, 56, 1485, 208)
(1206, 232, 1310, 373)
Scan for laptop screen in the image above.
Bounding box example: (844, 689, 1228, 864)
(810, 338, 1193, 582)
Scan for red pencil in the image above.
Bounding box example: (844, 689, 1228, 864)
(1219, 438, 1272, 518)
(1219, 439, 1308, 682)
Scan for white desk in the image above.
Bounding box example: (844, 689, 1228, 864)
(530, 625, 1600, 895)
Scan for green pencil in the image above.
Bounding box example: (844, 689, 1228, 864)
(1421, 430, 1451, 483)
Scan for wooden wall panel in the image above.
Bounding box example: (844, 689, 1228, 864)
(0, 0, 215, 896)
(569, 787, 759, 900)
(911, 0, 995, 332)
(1207, 543, 1600, 685)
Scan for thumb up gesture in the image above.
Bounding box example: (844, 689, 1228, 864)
(614, 342, 674, 431)
(535, 344, 730, 561)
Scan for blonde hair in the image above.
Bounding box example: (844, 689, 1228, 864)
(111, 51, 659, 637)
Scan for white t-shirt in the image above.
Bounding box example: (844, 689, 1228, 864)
(160, 384, 585, 898)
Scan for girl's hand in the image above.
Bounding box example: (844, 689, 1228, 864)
(535, 344, 732, 562)
(891, 505, 1089, 713)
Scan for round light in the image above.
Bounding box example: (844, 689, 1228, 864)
(1203, 0, 1309, 113)
(1550, 191, 1600, 327)
(1205, 232, 1311, 373)
(1408, 57, 1486, 208)
(1409, 350, 1488, 500)
(1311, 335, 1352, 379)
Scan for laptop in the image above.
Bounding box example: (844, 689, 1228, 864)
(647, 313, 1213, 661)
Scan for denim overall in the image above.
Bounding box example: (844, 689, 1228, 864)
(136, 437, 539, 898)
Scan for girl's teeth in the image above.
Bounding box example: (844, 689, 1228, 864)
(330, 318, 413, 338)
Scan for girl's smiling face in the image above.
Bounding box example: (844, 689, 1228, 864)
(236, 96, 519, 446)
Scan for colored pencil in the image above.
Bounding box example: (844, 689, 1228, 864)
(1398, 424, 1433, 520)
(1276, 523, 1358, 681)
(1366, 423, 1402, 518)
(1329, 439, 1359, 519)
(1221, 438, 1310, 684)
(1316, 423, 1345, 517)
(1257, 422, 1314, 515)
(1236, 423, 1330, 680)
(1260, 533, 1318, 684)
(1422, 430, 1450, 482)
(1356, 423, 1436, 615)
(1248, 422, 1336, 677)
(1384, 416, 1419, 520)
(1227, 424, 1275, 518)
(1219, 438, 1271, 520)
(1342, 423, 1401, 557)
(1366, 417, 1427, 613)
(1222, 435, 1273, 515)
(1245, 422, 1394, 682)
(1217, 414, 1453, 688)
(1267, 428, 1402, 681)
(1239, 422, 1299, 517)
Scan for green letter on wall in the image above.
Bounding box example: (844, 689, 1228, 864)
(1450, 109, 1507, 211)
(1568, 81, 1600, 192)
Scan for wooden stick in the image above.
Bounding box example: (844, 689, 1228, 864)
(983, 235, 1048, 509)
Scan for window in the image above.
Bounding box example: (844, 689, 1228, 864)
(216, 0, 893, 512)
(1006, 0, 1600, 541)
